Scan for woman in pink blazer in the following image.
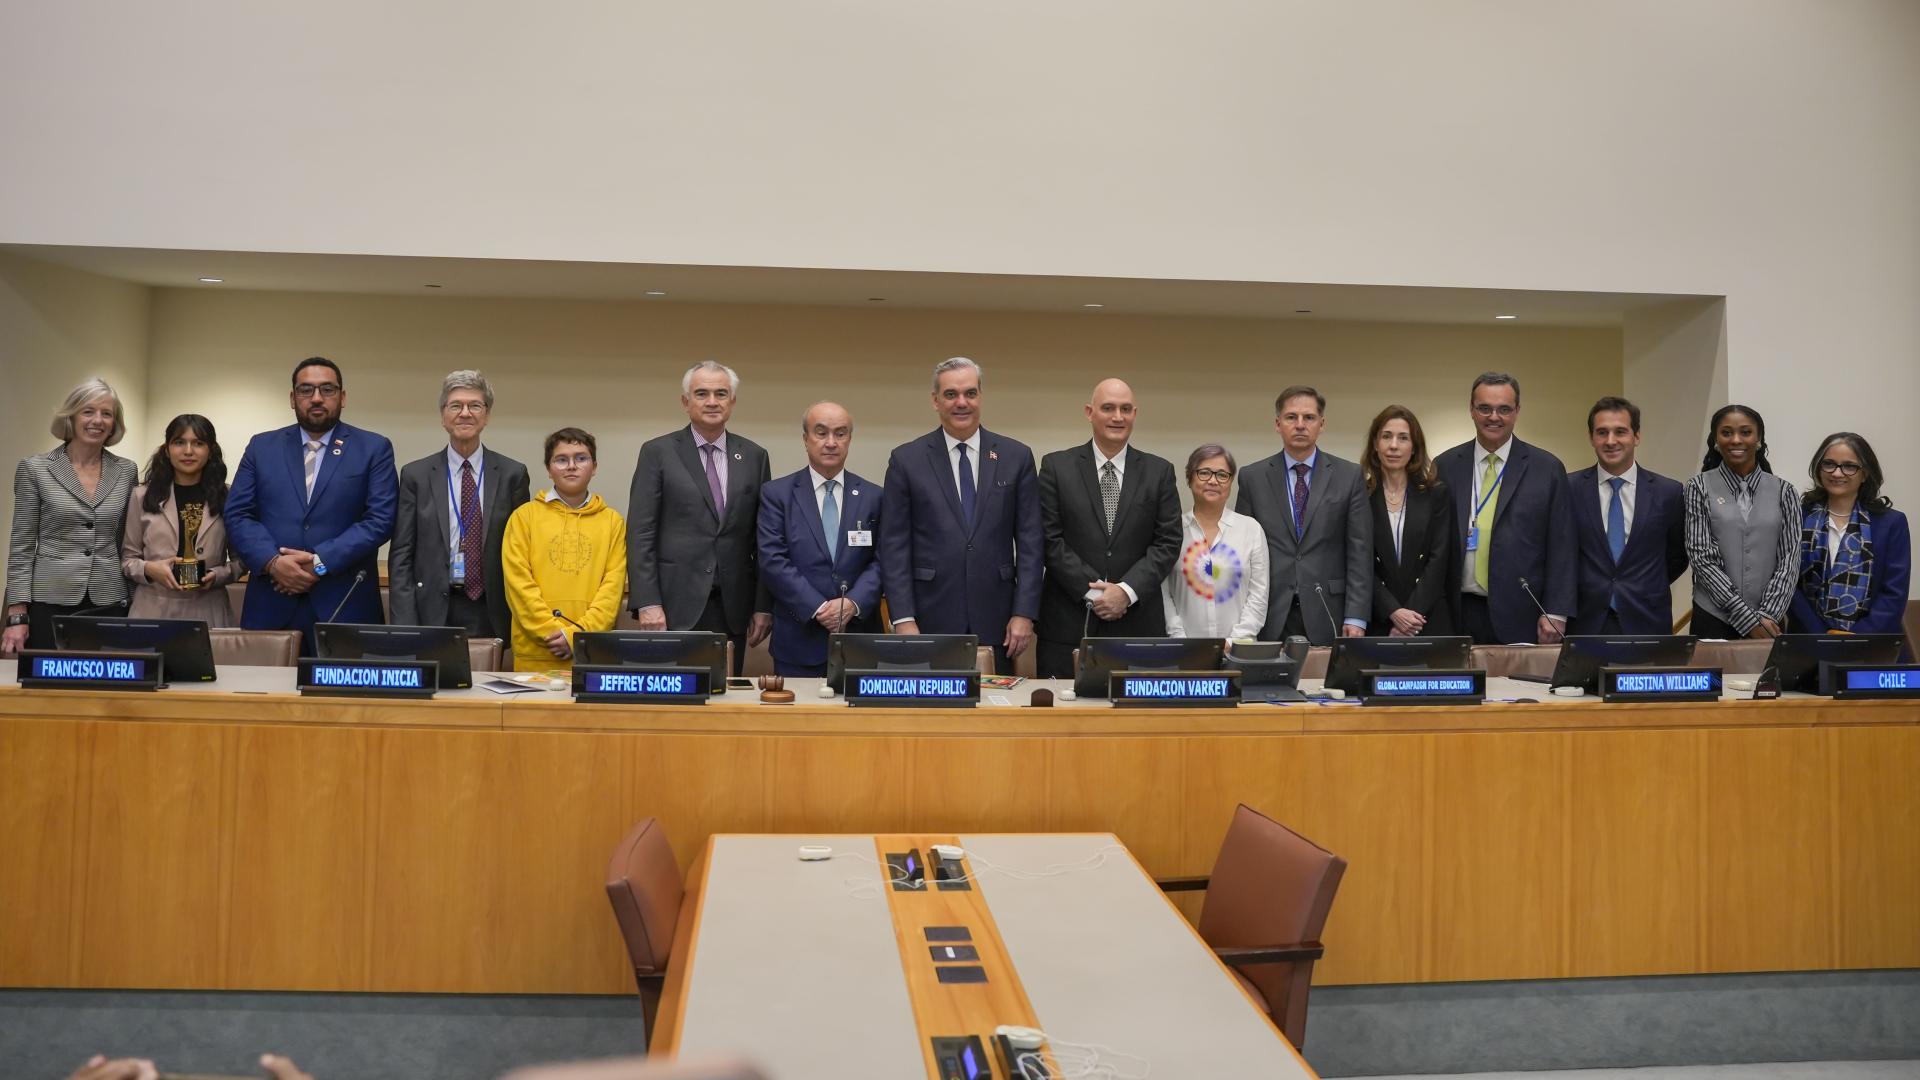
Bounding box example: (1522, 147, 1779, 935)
(121, 415, 243, 625)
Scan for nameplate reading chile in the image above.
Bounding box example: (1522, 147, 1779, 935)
(572, 665, 710, 705)
(298, 658, 437, 699)
(17, 649, 163, 692)
(1827, 663, 1920, 701)
(1109, 670, 1240, 707)
(844, 669, 979, 708)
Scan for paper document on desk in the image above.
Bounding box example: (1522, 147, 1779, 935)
(479, 678, 547, 695)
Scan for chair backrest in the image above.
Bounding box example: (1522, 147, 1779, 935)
(468, 637, 505, 674)
(207, 628, 301, 667)
(1690, 637, 1773, 674)
(1472, 644, 1559, 678)
(1198, 803, 1346, 1047)
(1904, 599, 1920, 659)
(604, 817, 684, 979)
(1299, 646, 1330, 680)
(976, 646, 996, 674)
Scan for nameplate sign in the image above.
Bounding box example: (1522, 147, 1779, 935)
(1361, 669, 1485, 707)
(844, 669, 979, 708)
(1826, 664, 1920, 701)
(1110, 670, 1240, 708)
(18, 649, 163, 692)
(572, 665, 710, 705)
(298, 658, 437, 699)
(1600, 666, 1723, 703)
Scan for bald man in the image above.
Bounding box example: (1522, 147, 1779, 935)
(1036, 378, 1184, 678)
(756, 402, 884, 676)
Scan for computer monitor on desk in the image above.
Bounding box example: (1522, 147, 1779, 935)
(1323, 636, 1473, 695)
(315, 624, 473, 689)
(53, 616, 217, 686)
(1762, 633, 1906, 694)
(826, 633, 979, 693)
(1074, 637, 1227, 698)
(1547, 635, 1697, 692)
(573, 631, 727, 694)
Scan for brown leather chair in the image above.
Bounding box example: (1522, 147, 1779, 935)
(1691, 637, 1773, 673)
(1472, 644, 1559, 678)
(1904, 599, 1920, 659)
(468, 637, 506, 673)
(604, 817, 685, 1043)
(1160, 804, 1346, 1049)
(500, 1059, 768, 1080)
(207, 628, 301, 667)
(1299, 646, 1330, 681)
(975, 645, 996, 674)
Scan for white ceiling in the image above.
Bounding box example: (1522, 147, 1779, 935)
(2, 244, 1701, 327)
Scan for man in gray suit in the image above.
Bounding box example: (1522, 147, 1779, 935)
(628, 360, 773, 673)
(390, 370, 532, 639)
(1235, 385, 1373, 644)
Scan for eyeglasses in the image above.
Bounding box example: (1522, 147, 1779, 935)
(1193, 468, 1233, 483)
(1472, 404, 1517, 418)
(443, 402, 489, 415)
(295, 383, 342, 399)
(550, 453, 594, 468)
(1818, 460, 1863, 478)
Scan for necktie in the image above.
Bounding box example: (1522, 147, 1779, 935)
(701, 443, 726, 518)
(1606, 476, 1626, 564)
(1099, 461, 1119, 534)
(822, 478, 839, 559)
(956, 442, 976, 526)
(460, 460, 484, 600)
(304, 438, 323, 501)
(1735, 474, 1753, 524)
(1474, 453, 1500, 590)
(1290, 462, 1310, 540)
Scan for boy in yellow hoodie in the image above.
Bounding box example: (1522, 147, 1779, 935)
(502, 427, 628, 671)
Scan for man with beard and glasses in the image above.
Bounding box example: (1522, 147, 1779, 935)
(226, 357, 398, 651)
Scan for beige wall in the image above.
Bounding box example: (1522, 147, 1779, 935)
(145, 288, 1622, 522)
(0, 251, 151, 568)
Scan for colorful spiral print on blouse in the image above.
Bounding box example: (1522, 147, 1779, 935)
(1180, 537, 1243, 606)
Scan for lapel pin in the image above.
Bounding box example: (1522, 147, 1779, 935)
(733, 452, 742, 461)
(851, 489, 860, 496)
(333, 438, 344, 446)
(988, 450, 999, 461)
(332, 448, 343, 456)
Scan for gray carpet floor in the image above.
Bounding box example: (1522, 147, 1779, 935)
(1371, 1063, 1920, 1080)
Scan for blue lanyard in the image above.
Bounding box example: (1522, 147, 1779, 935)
(1472, 459, 1506, 519)
(451, 454, 483, 539)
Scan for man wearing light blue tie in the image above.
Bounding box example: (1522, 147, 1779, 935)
(757, 402, 884, 676)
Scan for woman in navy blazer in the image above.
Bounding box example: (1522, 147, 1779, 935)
(1788, 433, 1910, 642)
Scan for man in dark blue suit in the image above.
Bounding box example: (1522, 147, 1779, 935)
(1566, 397, 1689, 635)
(1434, 372, 1576, 644)
(226, 357, 397, 651)
(880, 357, 1043, 673)
(756, 402, 885, 676)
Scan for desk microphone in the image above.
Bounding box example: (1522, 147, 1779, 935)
(836, 579, 851, 632)
(327, 570, 369, 623)
(551, 608, 587, 633)
(1518, 577, 1551, 622)
(1313, 583, 1341, 640)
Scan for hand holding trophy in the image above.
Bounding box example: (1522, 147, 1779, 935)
(173, 502, 205, 589)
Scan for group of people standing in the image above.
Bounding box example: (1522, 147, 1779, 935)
(5, 358, 1910, 677)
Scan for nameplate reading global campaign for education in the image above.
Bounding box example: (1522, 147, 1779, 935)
(1828, 663, 1920, 701)
(17, 650, 163, 692)
(297, 658, 438, 700)
(1599, 666, 1723, 703)
(1360, 668, 1486, 706)
(844, 669, 980, 708)
(572, 665, 711, 705)
(1109, 670, 1240, 708)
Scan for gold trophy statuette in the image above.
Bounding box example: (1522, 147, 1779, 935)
(174, 502, 205, 588)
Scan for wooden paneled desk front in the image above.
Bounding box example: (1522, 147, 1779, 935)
(1, 661, 1915, 997)
(654, 833, 1315, 1080)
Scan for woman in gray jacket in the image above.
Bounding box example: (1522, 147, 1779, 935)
(3, 378, 139, 653)
(122, 414, 243, 625)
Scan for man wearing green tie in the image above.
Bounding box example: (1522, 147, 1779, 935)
(1434, 373, 1577, 644)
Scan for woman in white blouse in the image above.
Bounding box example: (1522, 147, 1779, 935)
(1162, 445, 1268, 640)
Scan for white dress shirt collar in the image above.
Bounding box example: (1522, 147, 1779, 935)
(1092, 442, 1129, 474)
(809, 466, 843, 493)
(1599, 462, 1638, 488)
(942, 429, 981, 456)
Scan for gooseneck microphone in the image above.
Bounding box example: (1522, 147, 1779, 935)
(1518, 577, 1550, 621)
(327, 570, 369, 623)
(1313, 583, 1342, 640)
(551, 608, 588, 633)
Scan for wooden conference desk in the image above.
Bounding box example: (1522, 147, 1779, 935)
(658, 833, 1314, 1079)
(1, 662, 1915, 998)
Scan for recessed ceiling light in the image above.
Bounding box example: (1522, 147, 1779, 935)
(1294, 309, 1312, 314)
(644, 290, 667, 297)
(1083, 303, 1104, 309)
(423, 283, 443, 289)
(867, 297, 887, 302)
(198, 277, 223, 284)
(1494, 314, 1518, 320)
